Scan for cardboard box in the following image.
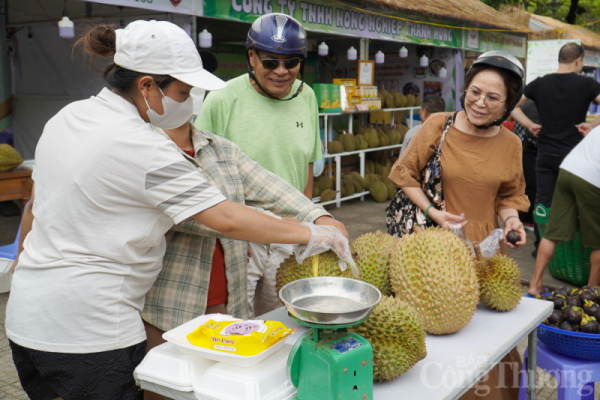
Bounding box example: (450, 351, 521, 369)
(333, 78, 356, 96)
(329, 84, 342, 113)
(313, 84, 330, 109)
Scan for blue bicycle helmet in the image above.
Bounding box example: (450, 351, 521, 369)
(246, 13, 308, 101)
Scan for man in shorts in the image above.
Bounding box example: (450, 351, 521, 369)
(511, 42, 600, 211)
(528, 129, 600, 295)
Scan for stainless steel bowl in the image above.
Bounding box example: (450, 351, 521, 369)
(279, 277, 382, 325)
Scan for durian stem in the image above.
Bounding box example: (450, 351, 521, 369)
(312, 254, 319, 277)
(473, 242, 484, 261)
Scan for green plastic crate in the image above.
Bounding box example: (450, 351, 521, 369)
(534, 204, 593, 285)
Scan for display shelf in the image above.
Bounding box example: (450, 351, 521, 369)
(312, 191, 371, 206)
(322, 143, 403, 159)
(316, 106, 417, 208)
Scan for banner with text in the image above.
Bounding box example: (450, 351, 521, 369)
(465, 30, 527, 58)
(204, 0, 463, 49)
(526, 39, 580, 84)
(83, 0, 203, 16)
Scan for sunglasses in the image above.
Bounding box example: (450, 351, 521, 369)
(255, 52, 302, 70)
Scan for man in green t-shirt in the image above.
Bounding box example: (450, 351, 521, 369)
(196, 13, 339, 317)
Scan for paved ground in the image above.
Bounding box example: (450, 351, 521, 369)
(0, 198, 597, 399)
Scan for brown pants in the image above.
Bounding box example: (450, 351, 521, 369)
(461, 347, 522, 400)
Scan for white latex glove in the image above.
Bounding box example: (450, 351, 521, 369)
(293, 222, 359, 277)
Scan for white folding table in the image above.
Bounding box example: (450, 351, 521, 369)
(136, 297, 552, 400)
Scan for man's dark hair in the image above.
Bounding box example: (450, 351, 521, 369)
(421, 95, 446, 114)
(558, 42, 584, 64)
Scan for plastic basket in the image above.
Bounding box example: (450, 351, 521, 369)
(538, 323, 600, 361)
(534, 205, 592, 286)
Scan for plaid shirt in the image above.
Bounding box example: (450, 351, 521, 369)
(142, 125, 331, 331)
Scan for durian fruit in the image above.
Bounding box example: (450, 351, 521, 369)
(378, 131, 390, 147)
(474, 243, 522, 312)
(355, 135, 369, 150)
(397, 124, 409, 143)
(365, 173, 381, 190)
(341, 132, 356, 152)
(370, 181, 388, 202)
(365, 160, 375, 175)
(387, 126, 401, 145)
(319, 176, 333, 192)
(383, 178, 396, 200)
(275, 250, 356, 294)
(397, 93, 407, 108)
(312, 184, 321, 198)
(327, 140, 344, 154)
(381, 158, 392, 168)
(0, 144, 23, 172)
(350, 172, 366, 189)
(390, 227, 479, 335)
(350, 174, 364, 193)
(414, 96, 421, 107)
(349, 296, 426, 382)
(320, 189, 337, 203)
(380, 85, 394, 109)
(379, 166, 391, 179)
(341, 175, 355, 197)
(405, 94, 416, 108)
(364, 126, 380, 148)
(391, 90, 403, 109)
(351, 232, 396, 296)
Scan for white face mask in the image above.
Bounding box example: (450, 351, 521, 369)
(191, 87, 206, 116)
(145, 87, 194, 129)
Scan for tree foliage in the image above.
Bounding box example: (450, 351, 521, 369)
(481, 0, 600, 32)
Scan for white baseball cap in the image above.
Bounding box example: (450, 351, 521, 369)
(114, 20, 226, 91)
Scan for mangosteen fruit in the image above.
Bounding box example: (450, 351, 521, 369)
(506, 231, 521, 245)
(583, 299, 600, 316)
(560, 321, 575, 331)
(546, 310, 564, 326)
(593, 309, 600, 322)
(551, 295, 566, 310)
(564, 307, 583, 326)
(536, 294, 550, 301)
(554, 286, 570, 297)
(566, 296, 582, 308)
(579, 290, 597, 304)
(580, 315, 600, 334)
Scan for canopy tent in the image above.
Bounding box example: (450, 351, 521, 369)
(7, 0, 202, 26)
(5, 0, 196, 158)
(364, 0, 528, 31)
(529, 14, 600, 52)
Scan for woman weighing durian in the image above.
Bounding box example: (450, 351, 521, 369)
(7, 20, 352, 400)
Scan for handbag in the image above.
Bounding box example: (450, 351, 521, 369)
(386, 114, 452, 238)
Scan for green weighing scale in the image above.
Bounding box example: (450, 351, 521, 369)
(279, 276, 382, 400)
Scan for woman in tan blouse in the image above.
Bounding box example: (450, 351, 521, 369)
(390, 52, 529, 400)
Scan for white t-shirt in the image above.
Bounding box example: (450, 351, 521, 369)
(6, 88, 227, 353)
(560, 128, 600, 188)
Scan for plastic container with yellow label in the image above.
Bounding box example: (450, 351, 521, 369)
(186, 319, 294, 357)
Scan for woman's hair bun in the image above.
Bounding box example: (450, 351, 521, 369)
(80, 24, 117, 58)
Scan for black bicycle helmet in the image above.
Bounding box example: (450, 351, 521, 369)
(461, 51, 525, 129)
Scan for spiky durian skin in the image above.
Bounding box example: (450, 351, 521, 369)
(389, 227, 479, 335)
(476, 255, 522, 312)
(351, 232, 396, 296)
(349, 296, 427, 381)
(274, 250, 356, 294)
